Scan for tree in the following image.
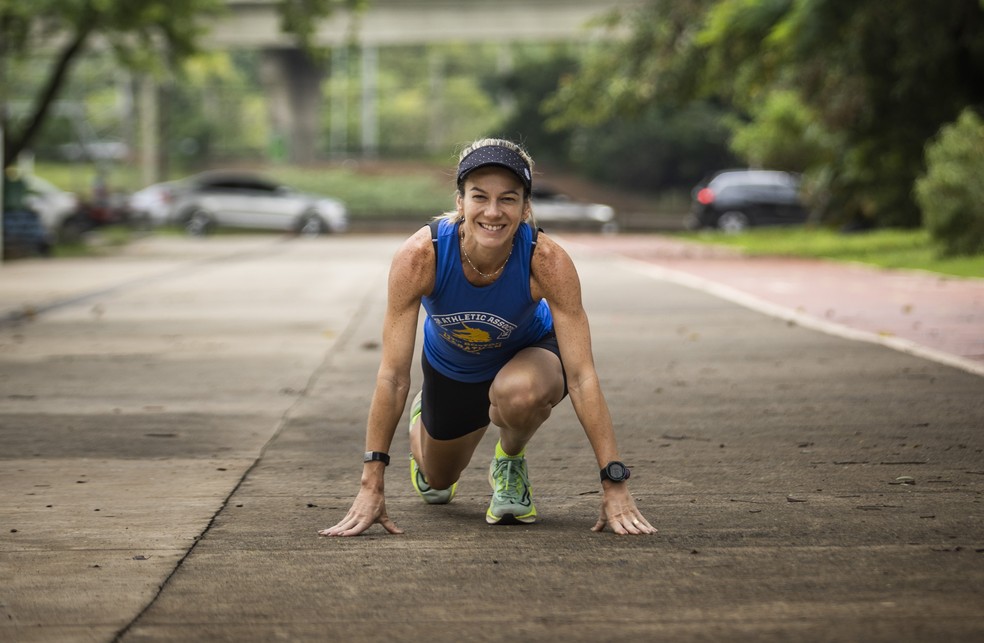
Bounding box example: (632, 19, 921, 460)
(915, 108, 984, 256)
(0, 0, 364, 167)
(548, 0, 984, 228)
(1, 0, 218, 165)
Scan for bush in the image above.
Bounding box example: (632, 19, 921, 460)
(915, 109, 984, 256)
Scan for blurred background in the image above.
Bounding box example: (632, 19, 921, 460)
(1, 0, 982, 275)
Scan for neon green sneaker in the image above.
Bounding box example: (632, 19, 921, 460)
(486, 442, 537, 525)
(408, 391, 457, 504)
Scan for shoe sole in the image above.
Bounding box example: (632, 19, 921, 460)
(485, 510, 536, 525)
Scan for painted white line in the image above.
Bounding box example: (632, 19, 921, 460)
(621, 257, 984, 378)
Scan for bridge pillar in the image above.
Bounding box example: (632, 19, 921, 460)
(359, 45, 379, 157)
(259, 48, 325, 164)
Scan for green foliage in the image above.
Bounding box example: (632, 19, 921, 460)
(727, 90, 839, 173)
(279, 0, 366, 55)
(545, 0, 713, 129)
(0, 0, 225, 164)
(502, 39, 736, 192)
(915, 109, 984, 256)
(548, 0, 984, 229)
(569, 103, 738, 191)
(0, 0, 360, 166)
(324, 43, 506, 158)
(490, 45, 581, 163)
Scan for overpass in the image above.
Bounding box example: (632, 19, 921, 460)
(214, 0, 641, 48)
(137, 0, 640, 174)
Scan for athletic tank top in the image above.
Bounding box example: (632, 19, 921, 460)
(422, 219, 553, 382)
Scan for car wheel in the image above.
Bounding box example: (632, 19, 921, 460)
(298, 214, 325, 237)
(717, 210, 750, 233)
(185, 209, 213, 236)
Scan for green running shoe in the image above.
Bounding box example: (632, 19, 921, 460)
(408, 392, 457, 504)
(486, 443, 537, 525)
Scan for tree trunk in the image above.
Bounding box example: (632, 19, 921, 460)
(3, 25, 92, 165)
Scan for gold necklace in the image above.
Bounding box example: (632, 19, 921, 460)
(459, 234, 513, 280)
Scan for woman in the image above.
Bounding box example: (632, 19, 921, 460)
(319, 138, 655, 537)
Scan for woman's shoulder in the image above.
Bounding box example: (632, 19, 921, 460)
(529, 228, 577, 295)
(392, 226, 438, 279)
(530, 229, 572, 269)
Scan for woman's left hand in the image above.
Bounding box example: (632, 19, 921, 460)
(591, 483, 657, 535)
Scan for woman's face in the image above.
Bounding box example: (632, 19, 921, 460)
(456, 167, 530, 248)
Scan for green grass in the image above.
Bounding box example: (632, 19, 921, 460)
(676, 227, 984, 278)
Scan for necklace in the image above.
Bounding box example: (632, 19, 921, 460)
(459, 234, 513, 280)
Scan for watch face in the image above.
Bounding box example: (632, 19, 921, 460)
(608, 462, 626, 480)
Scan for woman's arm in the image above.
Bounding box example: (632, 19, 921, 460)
(531, 234, 657, 535)
(319, 228, 435, 537)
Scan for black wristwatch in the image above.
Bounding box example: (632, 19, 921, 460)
(363, 451, 390, 466)
(600, 461, 630, 483)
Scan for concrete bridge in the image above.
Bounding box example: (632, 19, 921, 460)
(138, 0, 639, 173)
(214, 0, 640, 47)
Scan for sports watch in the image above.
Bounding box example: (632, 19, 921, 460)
(600, 461, 630, 483)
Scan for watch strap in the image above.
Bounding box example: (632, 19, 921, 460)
(363, 451, 390, 466)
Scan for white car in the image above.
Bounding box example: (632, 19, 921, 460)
(24, 175, 81, 241)
(129, 180, 179, 228)
(531, 186, 617, 233)
(139, 171, 348, 236)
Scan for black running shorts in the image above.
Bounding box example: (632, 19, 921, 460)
(420, 333, 567, 441)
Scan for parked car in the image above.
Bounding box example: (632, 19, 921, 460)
(688, 169, 808, 233)
(129, 180, 180, 228)
(531, 186, 617, 232)
(133, 171, 348, 236)
(23, 175, 83, 242)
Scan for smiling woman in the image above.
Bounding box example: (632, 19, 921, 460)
(319, 138, 657, 538)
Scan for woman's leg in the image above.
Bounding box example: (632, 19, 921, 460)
(410, 413, 487, 491)
(489, 346, 565, 455)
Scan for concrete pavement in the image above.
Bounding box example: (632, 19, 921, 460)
(1, 233, 982, 642)
(568, 234, 984, 377)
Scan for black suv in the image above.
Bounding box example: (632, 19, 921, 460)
(688, 170, 808, 232)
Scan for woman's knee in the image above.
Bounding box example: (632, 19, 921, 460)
(491, 375, 554, 422)
(421, 464, 459, 491)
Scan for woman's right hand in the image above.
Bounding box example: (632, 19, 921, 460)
(318, 486, 403, 537)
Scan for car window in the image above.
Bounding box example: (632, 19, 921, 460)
(237, 179, 279, 193)
(712, 172, 798, 190)
(194, 175, 279, 193)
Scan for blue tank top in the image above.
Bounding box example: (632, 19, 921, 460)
(422, 219, 553, 382)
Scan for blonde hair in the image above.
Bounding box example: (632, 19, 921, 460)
(438, 138, 535, 222)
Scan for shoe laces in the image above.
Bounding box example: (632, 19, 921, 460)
(492, 457, 528, 502)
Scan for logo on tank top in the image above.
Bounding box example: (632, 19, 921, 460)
(430, 311, 517, 354)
